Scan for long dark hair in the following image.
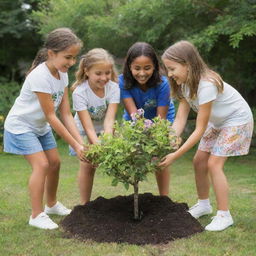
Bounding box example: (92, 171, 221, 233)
(123, 42, 161, 89)
(27, 27, 82, 75)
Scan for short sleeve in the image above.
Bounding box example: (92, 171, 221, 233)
(108, 82, 120, 103)
(28, 72, 53, 93)
(28, 65, 68, 93)
(72, 91, 88, 111)
(198, 81, 218, 105)
(61, 72, 69, 87)
(157, 77, 171, 106)
(119, 74, 133, 99)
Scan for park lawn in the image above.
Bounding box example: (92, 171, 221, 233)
(0, 140, 255, 256)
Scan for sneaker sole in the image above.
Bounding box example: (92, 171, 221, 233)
(44, 211, 71, 216)
(188, 210, 213, 219)
(29, 223, 58, 230)
(205, 223, 233, 231)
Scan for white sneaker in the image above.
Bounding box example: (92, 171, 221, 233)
(205, 214, 234, 231)
(44, 201, 71, 216)
(188, 203, 213, 219)
(29, 212, 58, 229)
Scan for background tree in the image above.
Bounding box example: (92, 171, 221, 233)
(1, 0, 255, 147)
(31, 0, 256, 106)
(0, 0, 41, 81)
(0, 0, 42, 147)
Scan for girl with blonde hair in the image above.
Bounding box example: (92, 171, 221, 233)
(70, 48, 120, 204)
(160, 40, 253, 231)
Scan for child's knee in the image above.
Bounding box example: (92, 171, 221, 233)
(34, 161, 50, 174)
(49, 159, 60, 171)
(207, 158, 222, 173)
(193, 151, 209, 167)
(193, 155, 204, 168)
(193, 156, 200, 167)
(44, 156, 60, 172)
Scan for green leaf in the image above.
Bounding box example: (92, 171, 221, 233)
(111, 178, 119, 187)
(124, 182, 129, 190)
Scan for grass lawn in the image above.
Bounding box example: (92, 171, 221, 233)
(0, 141, 255, 256)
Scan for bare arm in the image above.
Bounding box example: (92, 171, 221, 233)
(59, 88, 84, 145)
(156, 106, 168, 119)
(36, 91, 84, 156)
(77, 110, 99, 144)
(103, 103, 118, 134)
(122, 97, 137, 117)
(123, 97, 169, 120)
(172, 99, 191, 136)
(160, 101, 212, 167)
(173, 101, 211, 158)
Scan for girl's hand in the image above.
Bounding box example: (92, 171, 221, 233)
(75, 144, 87, 162)
(159, 153, 176, 168)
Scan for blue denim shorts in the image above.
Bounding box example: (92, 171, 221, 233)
(4, 129, 57, 155)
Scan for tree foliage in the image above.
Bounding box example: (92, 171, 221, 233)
(0, 0, 41, 81)
(31, 0, 256, 106)
(85, 109, 180, 219)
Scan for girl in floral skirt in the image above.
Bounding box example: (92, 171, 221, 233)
(160, 40, 253, 231)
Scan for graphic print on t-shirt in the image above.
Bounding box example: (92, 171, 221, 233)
(144, 98, 157, 110)
(88, 105, 107, 121)
(52, 91, 64, 108)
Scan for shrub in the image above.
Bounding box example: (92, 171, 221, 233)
(85, 109, 181, 220)
(0, 78, 20, 117)
(0, 78, 20, 150)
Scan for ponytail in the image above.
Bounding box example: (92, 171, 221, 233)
(26, 28, 82, 76)
(26, 48, 48, 76)
(71, 57, 87, 91)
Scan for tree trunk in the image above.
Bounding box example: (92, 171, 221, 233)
(133, 181, 139, 220)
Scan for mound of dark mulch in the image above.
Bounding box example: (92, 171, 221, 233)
(61, 193, 204, 245)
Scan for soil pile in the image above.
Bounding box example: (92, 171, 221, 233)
(61, 193, 204, 245)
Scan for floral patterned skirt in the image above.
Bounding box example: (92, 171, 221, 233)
(198, 121, 254, 156)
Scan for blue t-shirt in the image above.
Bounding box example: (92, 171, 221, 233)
(119, 74, 175, 122)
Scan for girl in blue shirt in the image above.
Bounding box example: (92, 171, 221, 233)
(119, 42, 175, 196)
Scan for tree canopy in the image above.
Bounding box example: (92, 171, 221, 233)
(1, 0, 255, 106)
(0, 0, 41, 81)
(31, 0, 256, 105)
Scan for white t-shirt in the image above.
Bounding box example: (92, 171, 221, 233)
(72, 80, 120, 134)
(4, 62, 68, 135)
(181, 80, 253, 128)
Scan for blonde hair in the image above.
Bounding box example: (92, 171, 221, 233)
(162, 40, 223, 99)
(27, 27, 82, 75)
(72, 48, 118, 90)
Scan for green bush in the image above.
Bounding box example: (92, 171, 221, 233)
(85, 109, 181, 219)
(251, 107, 256, 147)
(0, 78, 20, 149)
(0, 78, 20, 117)
(0, 116, 4, 150)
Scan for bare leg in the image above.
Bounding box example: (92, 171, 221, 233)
(208, 155, 228, 210)
(78, 161, 96, 204)
(193, 150, 211, 199)
(155, 167, 170, 196)
(24, 152, 49, 218)
(44, 148, 61, 207)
